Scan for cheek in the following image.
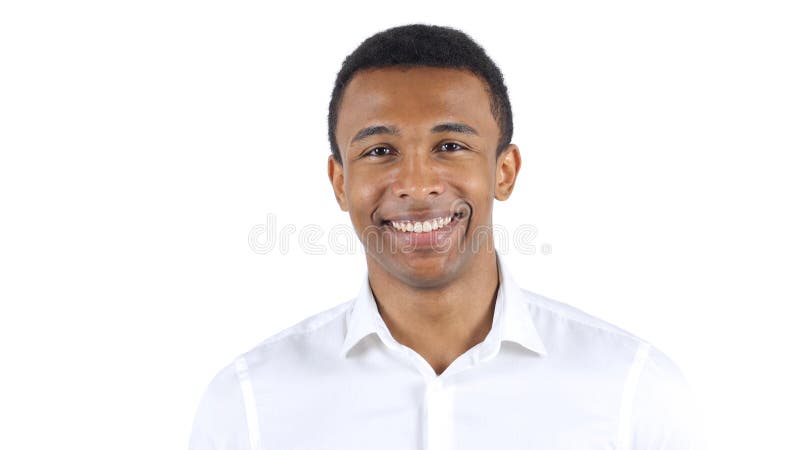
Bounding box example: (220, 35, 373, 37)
(457, 167, 495, 206)
(345, 172, 384, 219)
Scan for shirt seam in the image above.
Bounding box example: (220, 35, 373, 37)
(235, 356, 261, 450)
(615, 342, 652, 450)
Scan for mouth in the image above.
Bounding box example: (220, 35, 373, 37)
(381, 210, 466, 233)
(375, 202, 471, 251)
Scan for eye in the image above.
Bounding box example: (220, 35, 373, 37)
(439, 142, 465, 152)
(365, 146, 395, 157)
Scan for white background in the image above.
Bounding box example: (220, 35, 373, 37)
(1, 1, 798, 449)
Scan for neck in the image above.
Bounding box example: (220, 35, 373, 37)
(367, 248, 500, 375)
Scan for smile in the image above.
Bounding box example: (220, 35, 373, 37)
(378, 205, 470, 249)
(390, 215, 453, 233)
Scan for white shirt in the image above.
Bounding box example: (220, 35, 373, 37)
(189, 255, 701, 450)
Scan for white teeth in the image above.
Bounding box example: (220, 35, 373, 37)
(389, 215, 455, 233)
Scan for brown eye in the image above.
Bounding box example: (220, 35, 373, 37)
(440, 142, 464, 152)
(366, 146, 394, 157)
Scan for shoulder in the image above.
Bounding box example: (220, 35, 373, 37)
(189, 300, 355, 448)
(519, 290, 702, 446)
(517, 289, 694, 394)
(257, 299, 352, 347)
(518, 290, 701, 447)
(238, 299, 353, 373)
(520, 288, 651, 363)
(198, 298, 354, 401)
(520, 289, 688, 377)
(522, 288, 643, 341)
(189, 361, 249, 449)
(628, 343, 702, 448)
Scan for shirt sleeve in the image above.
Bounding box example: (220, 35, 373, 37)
(628, 346, 704, 450)
(188, 362, 252, 450)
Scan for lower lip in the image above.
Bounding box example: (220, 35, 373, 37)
(383, 216, 463, 250)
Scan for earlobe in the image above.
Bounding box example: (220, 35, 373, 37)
(495, 145, 521, 201)
(327, 155, 349, 211)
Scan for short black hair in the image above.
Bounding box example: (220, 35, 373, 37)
(327, 24, 514, 164)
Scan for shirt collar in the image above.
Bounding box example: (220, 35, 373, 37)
(340, 254, 548, 359)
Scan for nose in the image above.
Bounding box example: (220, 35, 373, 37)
(391, 152, 444, 200)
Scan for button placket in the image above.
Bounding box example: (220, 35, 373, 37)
(425, 377, 453, 450)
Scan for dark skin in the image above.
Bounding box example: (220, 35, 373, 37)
(328, 67, 522, 375)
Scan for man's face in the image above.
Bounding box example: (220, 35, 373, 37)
(328, 67, 520, 288)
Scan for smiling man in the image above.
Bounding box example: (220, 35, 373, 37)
(189, 24, 700, 450)
(328, 63, 517, 377)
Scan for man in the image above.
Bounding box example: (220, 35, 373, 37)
(189, 24, 700, 449)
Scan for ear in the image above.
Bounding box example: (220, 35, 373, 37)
(327, 155, 349, 211)
(495, 144, 521, 201)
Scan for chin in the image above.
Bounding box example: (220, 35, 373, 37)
(382, 251, 464, 288)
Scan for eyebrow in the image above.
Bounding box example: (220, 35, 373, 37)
(350, 125, 400, 145)
(430, 122, 479, 136)
(350, 122, 479, 145)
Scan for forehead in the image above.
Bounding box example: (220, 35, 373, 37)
(336, 67, 498, 148)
